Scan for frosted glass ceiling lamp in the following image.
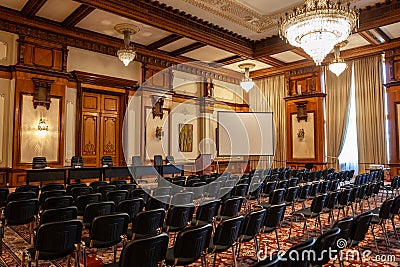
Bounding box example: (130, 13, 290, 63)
(328, 41, 347, 77)
(239, 63, 255, 92)
(279, 0, 358, 65)
(115, 23, 140, 66)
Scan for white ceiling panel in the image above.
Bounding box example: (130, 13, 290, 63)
(0, 0, 28, 10)
(76, 9, 171, 46)
(381, 22, 400, 39)
(224, 59, 272, 72)
(342, 33, 371, 50)
(270, 51, 305, 63)
(159, 38, 197, 52)
(36, 0, 81, 22)
(234, 0, 301, 15)
(182, 46, 236, 62)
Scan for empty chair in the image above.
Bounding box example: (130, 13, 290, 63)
(319, 180, 330, 194)
(153, 186, 172, 197)
(7, 191, 36, 202)
(247, 183, 263, 203)
(289, 193, 327, 238)
(153, 155, 163, 166)
(231, 184, 249, 197)
(70, 186, 94, 200)
(370, 198, 394, 253)
(90, 181, 108, 192)
(41, 183, 64, 192)
(263, 181, 276, 197)
(116, 198, 144, 223)
(390, 195, 400, 241)
(66, 183, 88, 195)
(284, 186, 300, 212)
(40, 206, 78, 224)
(308, 182, 320, 199)
(39, 190, 66, 207)
(331, 216, 353, 260)
(106, 190, 129, 205)
(104, 233, 169, 267)
(165, 224, 212, 267)
(111, 180, 127, 189)
(347, 212, 373, 266)
(15, 185, 40, 197)
(310, 228, 341, 266)
(32, 156, 47, 169)
(0, 188, 9, 208)
(218, 197, 243, 220)
(260, 189, 285, 209)
(208, 216, 244, 267)
(97, 185, 117, 200)
(71, 156, 84, 168)
(204, 181, 221, 198)
(120, 183, 137, 193)
(170, 192, 194, 206)
(262, 203, 286, 251)
(336, 188, 352, 220)
(131, 188, 150, 203)
(163, 205, 195, 233)
(324, 191, 339, 223)
(83, 201, 115, 228)
(82, 213, 129, 264)
(130, 208, 165, 240)
(43, 195, 74, 210)
(101, 155, 114, 167)
(276, 180, 288, 190)
(218, 187, 233, 203)
(296, 184, 312, 208)
(280, 238, 316, 267)
(21, 220, 83, 267)
(288, 178, 299, 187)
(237, 209, 266, 257)
(192, 200, 220, 226)
(347, 186, 359, 217)
(75, 193, 102, 216)
(146, 195, 170, 211)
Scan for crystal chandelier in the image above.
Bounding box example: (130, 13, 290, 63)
(328, 41, 347, 76)
(115, 23, 140, 66)
(279, 0, 358, 65)
(239, 63, 255, 92)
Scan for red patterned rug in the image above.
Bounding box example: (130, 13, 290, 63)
(1, 193, 399, 266)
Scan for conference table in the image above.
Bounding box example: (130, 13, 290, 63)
(25, 164, 185, 185)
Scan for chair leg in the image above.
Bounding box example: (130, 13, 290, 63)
(318, 215, 323, 234)
(113, 245, 117, 262)
(231, 245, 237, 267)
(213, 253, 217, 267)
(201, 254, 207, 267)
(381, 222, 390, 247)
(275, 229, 280, 251)
(304, 218, 309, 239)
(358, 246, 364, 267)
(371, 225, 380, 254)
(391, 218, 399, 241)
(253, 237, 260, 260)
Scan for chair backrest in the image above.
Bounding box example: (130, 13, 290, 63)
(97, 185, 117, 199)
(325, 191, 339, 209)
(132, 208, 165, 236)
(32, 157, 47, 169)
(241, 209, 266, 237)
(310, 182, 320, 196)
(166, 155, 175, 164)
(116, 198, 144, 222)
(15, 185, 40, 197)
(131, 188, 150, 203)
(289, 178, 299, 187)
(284, 187, 300, 202)
(90, 213, 129, 243)
(311, 228, 341, 265)
(43, 195, 74, 210)
(264, 203, 286, 228)
(39, 190, 66, 206)
(213, 216, 244, 247)
(153, 155, 163, 166)
(310, 193, 327, 214)
(195, 200, 220, 224)
(173, 224, 212, 263)
(379, 198, 394, 219)
(41, 183, 65, 192)
(119, 233, 169, 267)
(5, 199, 40, 225)
(83, 201, 115, 225)
(7, 191, 36, 202)
(269, 189, 285, 205)
(120, 184, 137, 193)
(75, 193, 102, 213)
(70, 186, 93, 200)
(165, 205, 195, 228)
(332, 217, 353, 243)
(66, 183, 87, 195)
(232, 184, 248, 197)
(146, 196, 170, 211)
(338, 188, 352, 205)
(106, 190, 129, 205)
(281, 238, 316, 267)
(263, 181, 276, 195)
(349, 211, 373, 243)
(348, 187, 359, 202)
(40, 206, 78, 224)
(89, 181, 108, 191)
(35, 220, 82, 257)
(220, 197, 243, 217)
(298, 184, 311, 200)
(153, 187, 172, 197)
(0, 188, 9, 207)
(391, 195, 400, 215)
(111, 180, 127, 188)
(71, 156, 84, 168)
(101, 156, 113, 167)
(171, 192, 194, 206)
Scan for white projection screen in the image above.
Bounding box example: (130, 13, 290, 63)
(217, 112, 274, 156)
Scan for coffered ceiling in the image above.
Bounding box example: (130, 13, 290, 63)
(0, 0, 399, 75)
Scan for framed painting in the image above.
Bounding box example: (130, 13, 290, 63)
(179, 123, 193, 152)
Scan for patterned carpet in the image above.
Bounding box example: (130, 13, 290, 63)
(1, 193, 399, 266)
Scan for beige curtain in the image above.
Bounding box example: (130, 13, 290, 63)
(325, 66, 352, 170)
(250, 75, 286, 170)
(354, 55, 387, 173)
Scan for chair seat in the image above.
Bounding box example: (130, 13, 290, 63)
(370, 215, 381, 224)
(241, 234, 255, 243)
(82, 237, 121, 249)
(263, 226, 277, 234)
(208, 239, 231, 253)
(165, 247, 200, 266)
(27, 247, 75, 261)
(292, 208, 316, 218)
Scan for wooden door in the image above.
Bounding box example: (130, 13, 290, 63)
(81, 92, 120, 166)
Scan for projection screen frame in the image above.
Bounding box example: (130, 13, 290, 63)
(217, 111, 275, 157)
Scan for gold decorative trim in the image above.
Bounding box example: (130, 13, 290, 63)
(0, 40, 8, 62)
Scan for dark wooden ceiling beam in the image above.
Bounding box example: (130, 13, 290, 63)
(216, 55, 244, 65)
(169, 42, 206, 57)
(62, 4, 95, 29)
(147, 34, 182, 50)
(359, 31, 381, 45)
(255, 56, 286, 67)
(374, 28, 391, 43)
(72, 0, 254, 57)
(21, 0, 48, 18)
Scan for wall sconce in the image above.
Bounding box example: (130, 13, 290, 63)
(297, 128, 305, 139)
(156, 126, 164, 140)
(38, 118, 48, 131)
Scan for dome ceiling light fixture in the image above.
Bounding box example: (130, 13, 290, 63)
(328, 40, 348, 77)
(279, 0, 358, 66)
(239, 63, 256, 92)
(115, 23, 140, 66)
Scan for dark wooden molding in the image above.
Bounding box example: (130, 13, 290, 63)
(62, 4, 95, 29)
(255, 56, 287, 67)
(374, 28, 391, 43)
(72, 71, 138, 90)
(147, 34, 182, 50)
(359, 31, 381, 45)
(73, 0, 254, 57)
(21, 0, 48, 18)
(216, 55, 244, 65)
(170, 42, 206, 57)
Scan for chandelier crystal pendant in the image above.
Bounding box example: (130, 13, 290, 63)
(115, 23, 140, 66)
(279, 0, 358, 65)
(328, 41, 348, 76)
(239, 63, 256, 92)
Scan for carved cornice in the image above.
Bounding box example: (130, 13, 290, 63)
(72, 71, 138, 90)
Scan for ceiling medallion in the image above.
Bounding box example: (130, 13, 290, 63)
(115, 23, 140, 66)
(279, 0, 358, 65)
